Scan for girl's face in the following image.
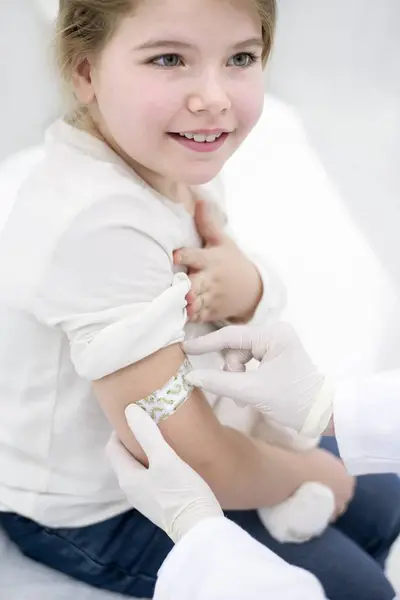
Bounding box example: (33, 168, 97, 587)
(82, 0, 265, 187)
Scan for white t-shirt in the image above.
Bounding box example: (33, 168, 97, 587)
(0, 121, 284, 527)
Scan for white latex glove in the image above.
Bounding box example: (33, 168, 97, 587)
(184, 322, 333, 440)
(106, 405, 223, 543)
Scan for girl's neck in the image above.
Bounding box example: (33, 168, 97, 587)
(131, 161, 196, 216)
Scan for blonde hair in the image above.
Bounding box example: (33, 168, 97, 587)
(255, 0, 277, 65)
(55, 0, 276, 119)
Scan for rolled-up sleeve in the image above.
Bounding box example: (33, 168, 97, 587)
(32, 196, 190, 380)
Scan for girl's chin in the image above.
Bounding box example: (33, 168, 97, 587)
(171, 161, 229, 186)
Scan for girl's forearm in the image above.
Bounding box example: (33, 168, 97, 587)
(200, 427, 352, 512)
(198, 426, 309, 510)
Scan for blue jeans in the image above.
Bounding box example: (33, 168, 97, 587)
(1, 437, 399, 599)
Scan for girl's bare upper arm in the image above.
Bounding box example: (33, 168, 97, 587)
(93, 343, 224, 469)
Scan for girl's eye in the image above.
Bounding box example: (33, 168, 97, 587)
(228, 52, 259, 68)
(151, 54, 184, 68)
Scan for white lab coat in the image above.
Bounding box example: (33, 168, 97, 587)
(154, 517, 326, 600)
(335, 370, 400, 476)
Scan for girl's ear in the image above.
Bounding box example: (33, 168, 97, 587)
(71, 57, 96, 105)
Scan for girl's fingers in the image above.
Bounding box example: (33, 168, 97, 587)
(187, 300, 198, 319)
(186, 290, 196, 305)
(174, 248, 208, 270)
(189, 293, 213, 323)
(188, 294, 203, 318)
(189, 272, 209, 297)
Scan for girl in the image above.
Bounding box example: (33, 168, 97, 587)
(0, 1, 399, 599)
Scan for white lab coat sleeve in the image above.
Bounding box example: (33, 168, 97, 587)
(334, 369, 400, 475)
(154, 516, 327, 600)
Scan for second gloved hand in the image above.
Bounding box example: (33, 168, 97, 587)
(106, 405, 223, 543)
(183, 322, 333, 440)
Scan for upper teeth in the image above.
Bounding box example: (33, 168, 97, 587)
(179, 132, 223, 143)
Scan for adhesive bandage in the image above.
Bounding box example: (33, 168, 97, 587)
(136, 359, 194, 424)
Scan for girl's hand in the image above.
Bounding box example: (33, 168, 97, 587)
(174, 200, 263, 323)
(300, 448, 355, 519)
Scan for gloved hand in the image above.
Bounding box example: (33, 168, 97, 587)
(183, 322, 333, 440)
(106, 405, 223, 543)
